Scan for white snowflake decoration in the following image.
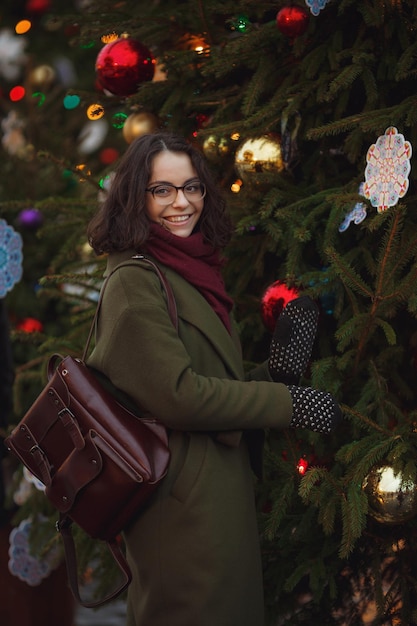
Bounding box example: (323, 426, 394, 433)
(0, 29, 28, 81)
(8, 518, 61, 586)
(305, 0, 330, 16)
(339, 184, 368, 232)
(363, 127, 412, 213)
(0, 219, 23, 297)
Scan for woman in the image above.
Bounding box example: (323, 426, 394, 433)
(87, 132, 341, 626)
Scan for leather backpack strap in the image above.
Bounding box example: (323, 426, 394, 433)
(82, 254, 178, 361)
(57, 514, 131, 608)
(60, 255, 177, 607)
(131, 254, 178, 330)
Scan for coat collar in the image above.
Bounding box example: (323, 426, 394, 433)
(105, 251, 244, 380)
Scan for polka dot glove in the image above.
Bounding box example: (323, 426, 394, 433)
(269, 296, 319, 385)
(287, 385, 343, 433)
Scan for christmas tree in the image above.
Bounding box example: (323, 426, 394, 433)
(1, 0, 417, 623)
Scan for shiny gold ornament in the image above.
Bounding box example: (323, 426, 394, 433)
(362, 463, 417, 524)
(203, 135, 231, 162)
(122, 112, 159, 144)
(234, 135, 284, 179)
(29, 65, 56, 88)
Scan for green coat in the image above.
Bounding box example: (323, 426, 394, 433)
(87, 251, 293, 626)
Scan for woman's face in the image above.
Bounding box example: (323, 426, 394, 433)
(145, 150, 205, 238)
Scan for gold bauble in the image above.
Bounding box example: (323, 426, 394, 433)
(234, 134, 284, 179)
(203, 135, 231, 162)
(29, 65, 56, 88)
(122, 112, 159, 144)
(362, 464, 417, 524)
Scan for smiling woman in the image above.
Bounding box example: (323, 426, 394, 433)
(145, 151, 205, 237)
(85, 131, 341, 626)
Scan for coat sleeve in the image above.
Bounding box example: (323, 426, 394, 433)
(246, 360, 273, 382)
(88, 264, 293, 433)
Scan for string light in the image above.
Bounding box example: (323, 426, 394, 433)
(101, 32, 119, 44)
(112, 112, 127, 129)
(86, 103, 105, 120)
(9, 86, 25, 102)
(32, 92, 45, 106)
(15, 20, 32, 34)
(231, 179, 243, 193)
(63, 94, 81, 110)
(297, 457, 309, 475)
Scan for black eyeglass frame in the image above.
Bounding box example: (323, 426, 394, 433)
(145, 181, 207, 202)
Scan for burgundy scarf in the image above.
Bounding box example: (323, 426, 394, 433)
(144, 223, 234, 333)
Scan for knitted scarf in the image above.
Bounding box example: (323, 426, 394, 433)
(144, 223, 234, 333)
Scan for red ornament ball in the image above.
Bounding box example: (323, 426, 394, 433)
(95, 38, 155, 97)
(276, 5, 309, 39)
(261, 280, 300, 333)
(25, 0, 51, 14)
(99, 147, 120, 165)
(16, 317, 43, 333)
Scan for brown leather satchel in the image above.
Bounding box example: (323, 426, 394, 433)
(5, 255, 176, 607)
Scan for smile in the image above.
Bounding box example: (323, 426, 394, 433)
(164, 215, 191, 223)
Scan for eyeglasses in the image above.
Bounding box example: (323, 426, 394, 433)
(145, 181, 206, 206)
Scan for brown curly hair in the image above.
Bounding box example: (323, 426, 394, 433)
(87, 132, 233, 254)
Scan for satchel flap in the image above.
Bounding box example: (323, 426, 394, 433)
(46, 434, 102, 513)
(56, 356, 170, 480)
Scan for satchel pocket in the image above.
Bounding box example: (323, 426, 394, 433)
(170, 433, 208, 503)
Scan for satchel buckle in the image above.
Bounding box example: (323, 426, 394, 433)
(58, 407, 85, 450)
(29, 444, 43, 456)
(28, 444, 52, 487)
(58, 407, 75, 420)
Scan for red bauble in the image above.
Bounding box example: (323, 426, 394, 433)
(25, 0, 51, 14)
(16, 317, 43, 333)
(95, 38, 155, 97)
(276, 5, 310, 39)
(261, 281, 300, 333)
(99, 147, 120, 165)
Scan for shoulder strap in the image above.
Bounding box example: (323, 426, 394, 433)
(58, 514, 131, 608)
(82, 254, 178, 362)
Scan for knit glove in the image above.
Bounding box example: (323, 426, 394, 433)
(268, 296, 319, 385)
(288, 385, 342, 433)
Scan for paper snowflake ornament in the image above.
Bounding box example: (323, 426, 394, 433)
(305, 0, 330, 16)
(8, 518, 61, 586)
(339, 183, 368, 232)
(363, 127, 412, 213)
(0, 219, 23, 297)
